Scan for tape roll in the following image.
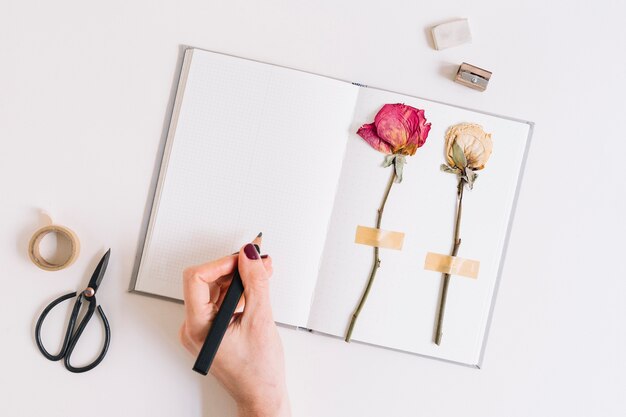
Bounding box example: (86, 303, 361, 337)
(28, 225, 80, 271)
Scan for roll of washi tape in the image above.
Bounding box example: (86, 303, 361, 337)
(28, 224, 80, 271)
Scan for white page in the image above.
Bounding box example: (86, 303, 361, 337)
(135, 49, 359, 326)
(308, 87, 530, 365)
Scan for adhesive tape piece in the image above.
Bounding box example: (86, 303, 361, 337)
(28, 225, 80, 271)
(354, 225, 405, 250)
(424, 252, 479, 279)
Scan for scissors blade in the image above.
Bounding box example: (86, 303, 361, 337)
(88, 249, 111, 293)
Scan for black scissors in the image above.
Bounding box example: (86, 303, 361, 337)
(35, 249, 112, 373)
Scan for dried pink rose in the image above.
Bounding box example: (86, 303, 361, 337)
(346, 103, 432, 342)
(357, 103, 431, 156)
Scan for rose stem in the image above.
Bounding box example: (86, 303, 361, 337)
(434, 177, 466, 345)
(345, 168, 396, 342)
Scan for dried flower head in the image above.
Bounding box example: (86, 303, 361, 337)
(357, 103, 431, 182)
(357, 103, 431, 156)
(441, 123, 493, 189)
(445, 123, 493, 171)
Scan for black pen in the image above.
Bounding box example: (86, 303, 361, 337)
(193, 233, 264, 375)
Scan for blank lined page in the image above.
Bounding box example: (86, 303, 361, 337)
(308, 87, 530, 365)
(135, 49, 358, 326)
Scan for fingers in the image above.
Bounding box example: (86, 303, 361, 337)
(217, 260, 271, 312)
(179, 322, 199, 356)
(183, 255, 237, 332)
(184, 255, 238, 286)
(238, 237, 273, 316)
(262, 256, 273, 276)
(180, 234, 274, 356)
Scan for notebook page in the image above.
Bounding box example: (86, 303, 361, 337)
(308, 87, 530, 365)
(135, 49, 358, 326)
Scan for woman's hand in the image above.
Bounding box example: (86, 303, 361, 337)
(180, 235, 290, 417)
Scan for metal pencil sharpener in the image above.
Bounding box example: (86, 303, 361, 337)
(455, 63, 491, 91)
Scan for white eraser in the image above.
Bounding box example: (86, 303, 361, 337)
(431, 19, 472, 50)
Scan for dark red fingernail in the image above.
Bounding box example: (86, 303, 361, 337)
(244, 243, 260, 260)
(231, 252, 268, 259)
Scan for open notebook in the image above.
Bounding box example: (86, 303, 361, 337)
(131, 48, 532, 367)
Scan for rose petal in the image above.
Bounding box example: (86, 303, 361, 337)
(357, 123, 393, 154)
(405, 109, 431, 152)
(416, 109, 431, 147)
(374, 104, 412, 152)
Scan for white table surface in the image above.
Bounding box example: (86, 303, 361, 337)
(2, 1, 625, 416)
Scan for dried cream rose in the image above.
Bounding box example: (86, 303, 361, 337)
(445, 123, 493, 171)
(435, 122, 493, 345)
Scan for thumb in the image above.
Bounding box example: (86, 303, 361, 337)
(238, 242, 271, 315)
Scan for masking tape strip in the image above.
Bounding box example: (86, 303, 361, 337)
(28, 225, 80, 271)
(424, 252, 480, 279)
(354, 225, 405, 250)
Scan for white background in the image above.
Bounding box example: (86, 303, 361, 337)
(1, 1, 624, 416)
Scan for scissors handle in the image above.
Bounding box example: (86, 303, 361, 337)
(35, 291, 111, 373)
(64, 298, 111, 373)
(35, 291, 78, 361)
